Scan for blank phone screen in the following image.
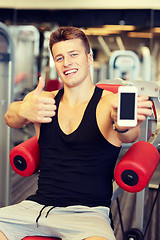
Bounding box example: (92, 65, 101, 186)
(120, 93, 135, 120)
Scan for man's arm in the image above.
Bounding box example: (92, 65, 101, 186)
(4, 101, 31, 128)
(112, 125, 141, 143)
(4, 77, 56, 129)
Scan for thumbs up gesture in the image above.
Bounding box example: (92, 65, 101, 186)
(35, 76, 45, 96)
(19, 77, 56, 123)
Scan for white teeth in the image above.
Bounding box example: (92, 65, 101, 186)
(64, 69, 77, 75)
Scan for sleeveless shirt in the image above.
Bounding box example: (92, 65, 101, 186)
(27, 87, 121, 207)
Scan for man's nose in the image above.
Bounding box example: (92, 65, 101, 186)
(63, 56, 72, 66)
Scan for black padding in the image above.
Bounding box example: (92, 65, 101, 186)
(121, 170, 139, 186)
(13, 155, 27, 171)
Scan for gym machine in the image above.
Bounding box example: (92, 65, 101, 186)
(0, 22, 14, 207)
(109, 50, 140, 81)
(9, 79, 160, 240)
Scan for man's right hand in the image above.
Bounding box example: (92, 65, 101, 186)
(19, 77, 56, 123)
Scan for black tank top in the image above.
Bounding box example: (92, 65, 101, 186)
(27, 87, 121, 207)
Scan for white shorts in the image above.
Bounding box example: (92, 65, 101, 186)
(0, 200, 116, 240)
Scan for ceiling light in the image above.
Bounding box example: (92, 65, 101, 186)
(128, 32, 152, 38)
(153, 27, 160, 33)
(83, 28, 121, 36)
(103, 25, 136, 31)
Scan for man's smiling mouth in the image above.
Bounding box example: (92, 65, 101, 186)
(64, 69, 78, 75)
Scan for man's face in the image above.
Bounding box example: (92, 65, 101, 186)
(52, 38, 93, 88)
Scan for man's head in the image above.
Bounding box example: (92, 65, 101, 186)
(49, 26, 90, 55)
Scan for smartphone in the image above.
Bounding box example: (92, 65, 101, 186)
(117, 86, 138, 127)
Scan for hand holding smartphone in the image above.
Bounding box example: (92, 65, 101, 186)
(117, 86, 138, 127)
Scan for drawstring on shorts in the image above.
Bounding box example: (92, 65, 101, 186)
(36, 205, 55, 227)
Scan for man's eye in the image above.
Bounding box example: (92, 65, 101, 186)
(56, 57, 63, 62)
(71, 53, 78, 57)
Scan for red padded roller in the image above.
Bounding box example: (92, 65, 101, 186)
(22, 237, 61, 240)
(114, 141, 159, 193)
(96, 83, 122, 93)
(10, 136, 40, 177)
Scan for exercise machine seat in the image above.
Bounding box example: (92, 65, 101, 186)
(22, 237, 61, 240)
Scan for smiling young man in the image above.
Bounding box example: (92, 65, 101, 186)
(2, 26, 152, 240)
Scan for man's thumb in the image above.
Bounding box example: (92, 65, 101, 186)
(35, 77, 45, 95)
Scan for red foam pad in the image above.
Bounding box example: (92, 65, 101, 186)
(45, 78, 63, 91)
(22, 237, 61, 240)
(114, 141, 159, 192)
(22, 236, 61, 240)
(96, 83, 122, 93)
(10, 136, 40, 177)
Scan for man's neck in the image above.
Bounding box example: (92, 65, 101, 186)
(62, 81, 95, 107)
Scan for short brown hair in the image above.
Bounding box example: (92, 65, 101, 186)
(49, 26, 90, 55)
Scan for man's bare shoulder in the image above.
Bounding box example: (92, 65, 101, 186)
(101, 89, 118, 103)
(97, 89, 117, 116)
(41, 90, 59, 98)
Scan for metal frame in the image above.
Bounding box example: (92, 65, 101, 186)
(0, 22, 14, 207)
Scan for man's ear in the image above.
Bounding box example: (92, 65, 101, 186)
(88, 52, 93, 66)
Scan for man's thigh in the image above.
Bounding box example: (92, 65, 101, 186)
(0, 231, 8, 240)
(0, 201, 50, 239)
